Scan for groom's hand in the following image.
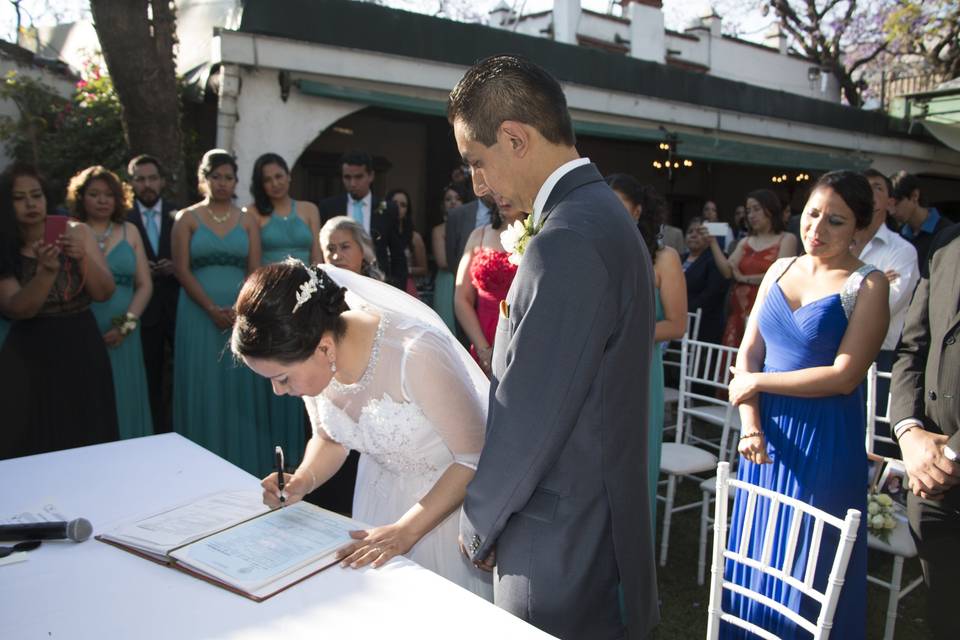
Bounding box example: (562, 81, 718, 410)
(474, 547, 496, 572)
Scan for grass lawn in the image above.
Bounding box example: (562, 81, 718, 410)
(650, 473, 932, 639)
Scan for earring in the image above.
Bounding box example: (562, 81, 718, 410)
(330, 361, 337, 373)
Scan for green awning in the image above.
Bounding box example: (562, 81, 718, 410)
(296, 79, 870, 171)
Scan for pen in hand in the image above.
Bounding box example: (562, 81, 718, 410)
(275, 445, 285, 505)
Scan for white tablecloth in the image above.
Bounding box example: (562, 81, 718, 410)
(0, 433, 553, 639)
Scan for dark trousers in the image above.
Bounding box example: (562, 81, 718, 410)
(141, 318, 175, 434)
(908, 494, 960, 639)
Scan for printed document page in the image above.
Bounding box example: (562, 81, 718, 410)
(169, 502, 355, 593)
(101, 491, 268, 557)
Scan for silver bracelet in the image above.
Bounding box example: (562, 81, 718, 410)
(894, 422, 922, 441)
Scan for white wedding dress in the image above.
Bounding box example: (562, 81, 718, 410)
(302, 268, 493, 599)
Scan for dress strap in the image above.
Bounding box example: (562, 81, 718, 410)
(479, 224, 486, 245)
(840, 264, 879, 319)
(770, 256, 799, 283)
(290, 200, 298, 216)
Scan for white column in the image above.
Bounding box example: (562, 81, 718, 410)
(628, 1, 665, 64)
(553, 0, 582, 45)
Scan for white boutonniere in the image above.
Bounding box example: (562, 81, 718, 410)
(375, 201, 387, 215)
(500, 216, 540, 266)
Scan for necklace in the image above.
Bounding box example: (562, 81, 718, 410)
(94, 221, 114, 252)
(206, 206, 232, 224)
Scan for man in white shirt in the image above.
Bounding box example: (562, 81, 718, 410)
(857, 169, 919, 428)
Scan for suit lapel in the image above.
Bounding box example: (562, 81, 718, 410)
(940, 238, 960, 336)
(539, 163, 605, 226)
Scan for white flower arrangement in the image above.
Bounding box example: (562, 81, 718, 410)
(866, 492, 898, 543)
(500, 216, 540, 266)
(111, 312, 138, 338)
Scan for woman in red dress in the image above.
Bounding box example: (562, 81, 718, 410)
(454, 198, 523, 376)
(708, 189, 797, 349)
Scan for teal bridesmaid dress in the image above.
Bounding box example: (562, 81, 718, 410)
(173, 213, 271, 476)
(648, 290, 665, 529)
(432, 269, 456, 333)
(90, 225, 153, 439)
(259, 204, 311, 468)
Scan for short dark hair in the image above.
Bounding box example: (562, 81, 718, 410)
(606, 173, 663, 259)
(250, 152, 290, 216)
(448, 54, 576, 147)
(891, 171, 922, 204)
(197, 149, 238, 197)
(232, 261, 349, 365)
(127, 154, 164, 178)
(745, 189, 786, 234)
(811, 170, 874, 230)
(67, 165, 133, 224)
(0, 163, 49, 278)
(339, 151, 373, 173)
(863, 169, 893, 197)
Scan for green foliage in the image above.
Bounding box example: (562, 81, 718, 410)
(0, 60, 127, 205)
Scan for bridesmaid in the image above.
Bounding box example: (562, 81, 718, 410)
(607, 174, 687, 527)
(709, 189, 797, 349)
(723, 171, 888, 638)
(69, 166, 154, 438)
(172, 149, 269, 476)
(248, 152, 320, 468)
(386, 188, 428, 298)
(430, 184, 465, 332)
(454, 197, 522, 376)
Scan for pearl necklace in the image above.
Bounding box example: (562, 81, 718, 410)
(94, 221, 114, 252)
(206, 206, 232, 224)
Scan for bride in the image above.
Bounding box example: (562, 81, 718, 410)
(230, 259, 492, 598)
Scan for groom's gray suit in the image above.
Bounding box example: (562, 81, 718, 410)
(461, 163, 659, 639)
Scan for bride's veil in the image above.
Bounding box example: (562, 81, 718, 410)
(319, 264, 490, 412)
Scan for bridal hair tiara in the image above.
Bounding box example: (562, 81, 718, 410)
(288, 258, 322, 313)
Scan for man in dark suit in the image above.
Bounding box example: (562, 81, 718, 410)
(890, 222, 960, 640)
(127, 154, 179, 433)
(445, 193, 495, 275)
(317, 151, 407, 289)
(452, 55, 659, 639)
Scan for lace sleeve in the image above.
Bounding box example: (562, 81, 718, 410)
(400, 328, 487, 469)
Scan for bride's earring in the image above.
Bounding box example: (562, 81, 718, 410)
(330, 360, 337, 373)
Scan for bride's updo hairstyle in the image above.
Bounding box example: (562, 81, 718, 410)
(231, 260, 348, 364)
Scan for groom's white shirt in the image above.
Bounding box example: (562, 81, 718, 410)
(532, 157, 591, 227)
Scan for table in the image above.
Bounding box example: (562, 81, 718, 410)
(0, 434, 553, 639)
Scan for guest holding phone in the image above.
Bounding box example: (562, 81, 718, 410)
(69, 165, 154, 439)
(0, 163, 119, 459)
(172, 150, 270, 476)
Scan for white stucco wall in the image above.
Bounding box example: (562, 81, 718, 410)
(226, 67, 363, 201)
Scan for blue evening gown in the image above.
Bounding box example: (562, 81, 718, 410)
(721, 263, 874, 639)
(173, 213, 271, 476)
(90, 225, 153, 439)
(259, 203, 311, 468)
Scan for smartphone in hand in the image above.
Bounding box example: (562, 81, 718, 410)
(43, 215, 68, 247)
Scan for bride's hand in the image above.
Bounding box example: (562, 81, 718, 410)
(260, 471, 311, 508)
(336, 523, 417, 569)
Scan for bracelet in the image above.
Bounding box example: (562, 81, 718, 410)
(739, 432, 763, 441)
(894, 422, 922, 441)
(476, 346, 492, 356)
(299, 467, 318, 493)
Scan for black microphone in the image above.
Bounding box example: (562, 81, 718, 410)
(0, 518, 92, 542)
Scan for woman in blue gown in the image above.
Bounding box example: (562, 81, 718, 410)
(607, 175, 687, 528)
(247, 152, 321, 469)
(722, 171, 890, 639)
(69, 166, 154, 438)
(172, 149, 269, 476)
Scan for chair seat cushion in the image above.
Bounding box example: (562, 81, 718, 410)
(661, 443, 717, 474)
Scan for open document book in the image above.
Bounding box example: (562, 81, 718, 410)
(97, 491, 359, 601)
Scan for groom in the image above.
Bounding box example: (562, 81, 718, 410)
(451, 56, 659, 639)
